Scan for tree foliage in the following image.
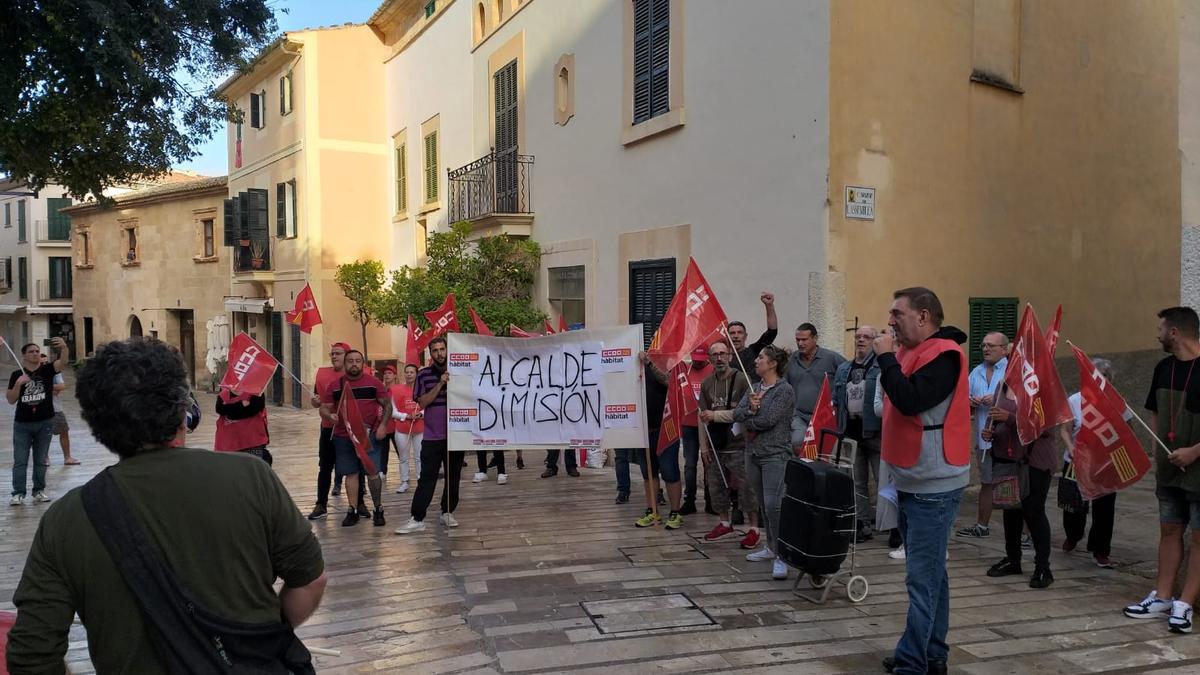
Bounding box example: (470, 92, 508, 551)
(0, 0, 277, 198)
(334, 260, 385, 357)
(375, 222, 545, 335)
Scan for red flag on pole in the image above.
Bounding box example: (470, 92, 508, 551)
(336, 379, 378, 475)
(656, 365, 685, 455)
(558, 314, 569, 333)
(799, 375, 838, 459)
(1045, 304, 1063, 357)
(647, 258, 729, 372)
(424, 293, 459, 338)
(469, 307, 493, 336)
(285, 283, 323, 333)
(219, 333, 279, 396)
(543, 319, 556, 335)
(1004, 304, 1073, 445)
(1071, 344, 1149, 499)
(509, 325, 538, 338)
(405, 315, 425, 365)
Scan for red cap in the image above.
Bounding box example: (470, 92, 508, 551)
(383, 364, 397, 374)
(691, 346, 709, 363)
(330, 342, 352, 352)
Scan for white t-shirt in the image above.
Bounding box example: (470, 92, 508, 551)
(51, 372, 63, 414)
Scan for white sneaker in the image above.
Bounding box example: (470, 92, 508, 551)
(472, 472, 487, 483)
(772, 559, 788, 579)
(497, 473, 508, 485)
(9, 494, 23, 506)
(1125, 590, 1174, 619)
(889, 546, 907, 560)
(32, 491, 50, 503)
(1170, 600, 1194, 634)
(746, 546, 774, 562)
(394, 517, 425, 535)
(441, 512, 459, 528)
(395, 482, 409, 494)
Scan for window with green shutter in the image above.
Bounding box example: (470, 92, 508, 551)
(46, 197, 71, 240)
(395, 143, 407, 213)
(424, 0, 436, 18)
(632, 0, 670, 125)
(17, 200, 26, 242)
(968, 297, 1019, 368)
(17, 257, 27, 300)
(424, 130, 439, 204)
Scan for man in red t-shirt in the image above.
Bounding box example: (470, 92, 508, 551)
(307, 343, 359, 521)
(680, 346, 714, 515)
(320, 350, 391, 527)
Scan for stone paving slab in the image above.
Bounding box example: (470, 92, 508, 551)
(0, 387, 1196, 673)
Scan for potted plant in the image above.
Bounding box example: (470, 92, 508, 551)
(250, 241, 266, 269)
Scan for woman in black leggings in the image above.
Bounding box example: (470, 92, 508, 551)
(982, 382, 1060, 589)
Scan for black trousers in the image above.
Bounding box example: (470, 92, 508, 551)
(544, 449, 577, 471)
(476, 450, 506, 474)
(380, 431, 399, 475)
(411, 440, 462, 521)
(1003, 465, 1052, 570)
(317, 426, 365, 507)
(1063, 492, 1116, 556)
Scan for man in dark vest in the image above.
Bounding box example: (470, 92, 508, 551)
(875, 287, 969, 675)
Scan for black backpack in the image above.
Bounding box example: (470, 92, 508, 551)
(81, 469, 314, 674)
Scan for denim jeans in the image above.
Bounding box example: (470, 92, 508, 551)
(746, 452, 789, 552)
(614, 448, 633, 494)
(893, 487, 964, 675)
(681, 425, 699, 503)
(13, 419, 53, 496)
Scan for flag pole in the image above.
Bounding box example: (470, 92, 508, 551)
(698, 417, 729, 490)
(1127, 409, 1176, 457)
(0, 339, 30, 376)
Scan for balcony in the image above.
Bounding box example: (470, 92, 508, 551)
(34, 219, 71, 247)
(232, 236, 272, 276)
(35, 279, 71, 304)
(447, 150, 534, 238)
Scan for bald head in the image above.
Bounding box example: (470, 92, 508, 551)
(982, 331, 1009, 365)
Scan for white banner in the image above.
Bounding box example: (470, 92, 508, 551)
(447, 326, 649, 450)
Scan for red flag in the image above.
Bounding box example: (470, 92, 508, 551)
(543, 319, 556, 335)
(798, 375, 838, 459)
(1004, 305, 1073, 445)
(405, 315, 425, 365)
(219, 333, 278, 396)
(1071, 345, 1149, 499)
(657, 366, 685, 455)
(424, 293, 459, 338)
(285, 283, 323, 334)
(469, 307, 493, 336)
(1045, 304, 1063, 357)
(336, 378, 378, 475)
(558, 314, 569, 333)
(647, 258, 729, 371)
(509, 325, 538, 338)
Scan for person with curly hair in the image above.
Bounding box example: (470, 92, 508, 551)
(7, 338, 327, 672)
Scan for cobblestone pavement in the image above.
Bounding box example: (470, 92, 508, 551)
(0, 388, 1197, 674)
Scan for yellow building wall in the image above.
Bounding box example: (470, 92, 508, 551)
(70, 188, 229, 384)
(829, 0, 1180, 354)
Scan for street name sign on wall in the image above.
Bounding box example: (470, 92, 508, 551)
(845, 185, 875, 220)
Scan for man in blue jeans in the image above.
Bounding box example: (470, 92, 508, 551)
(874, 288, 970, 675)
(8, 338, 67, 505)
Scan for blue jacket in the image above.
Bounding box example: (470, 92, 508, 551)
(832, 355, 881, 437)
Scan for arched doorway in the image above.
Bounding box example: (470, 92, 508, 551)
(129, 315, 143, 338)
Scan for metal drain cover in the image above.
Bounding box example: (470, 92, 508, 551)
(581, 593, 716, 634)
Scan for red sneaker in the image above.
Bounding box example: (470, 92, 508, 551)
(740, 529, 761, 549)
(704, 523, 735, 541)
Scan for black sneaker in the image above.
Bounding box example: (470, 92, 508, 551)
(357, 505, 370, 518)
(679, 500, 697, 515)
(373, 509, 386, 527)
(1029, 567, 1054, 589)
(883, 656, 946, 675)
(331, 485, 341, 497)
(341, 510, 359, 527)
(615, 492, 629, 504)
(516, 456, 525, 469)
(888, 528, 903, 549)
(987, 557, 1023, 577)
(307, 504, 328, 520)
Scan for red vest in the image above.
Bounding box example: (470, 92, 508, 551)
(390, 384, 424, 435)
(214, 391, 269, 453)
(881, 337, 970, 468)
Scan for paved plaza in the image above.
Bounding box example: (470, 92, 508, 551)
(1, 390, 1198, 674)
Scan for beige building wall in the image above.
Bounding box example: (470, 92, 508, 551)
(219, 25, 392, 399)
(65, 178, 229, 385)
(829, 0, 1180, 356)
(1183, 0, 1200, 308)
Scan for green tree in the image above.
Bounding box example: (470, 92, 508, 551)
(0, 1, 276, 199)
(335, 260, 385, 357)
(375, 222, 545, 336)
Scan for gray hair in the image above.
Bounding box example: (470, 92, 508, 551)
(1091, 357, 1115, 380)
(985, 331, 1010, 347)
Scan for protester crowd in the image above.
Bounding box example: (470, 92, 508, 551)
(5, 287, 1200, 675)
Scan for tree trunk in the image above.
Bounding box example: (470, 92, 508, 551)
(360, 321, 368, 363)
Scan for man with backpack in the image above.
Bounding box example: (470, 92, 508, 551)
(8, 338, 327, 672)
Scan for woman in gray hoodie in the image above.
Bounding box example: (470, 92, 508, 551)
(734, 344, 795, 580)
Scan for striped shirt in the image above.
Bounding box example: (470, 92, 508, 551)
(414, 364, 448, 441)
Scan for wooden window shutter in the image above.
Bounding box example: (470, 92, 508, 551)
(649, 0, 670, 119)
(968, 297, 1018, 368)
(250, 93, 261, 128)
(270, 312, 284, 405)
(632, 0, 652, 124)
(425, 131, 438, 203)
(276, 183, 286, 237)
(248, 189, 269, 241)
(223, 198, 237, 246)
(396, 145, 407, 212)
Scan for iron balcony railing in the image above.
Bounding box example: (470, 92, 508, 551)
(233, 236, 271, 273)
(447, 150, 534, 223)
